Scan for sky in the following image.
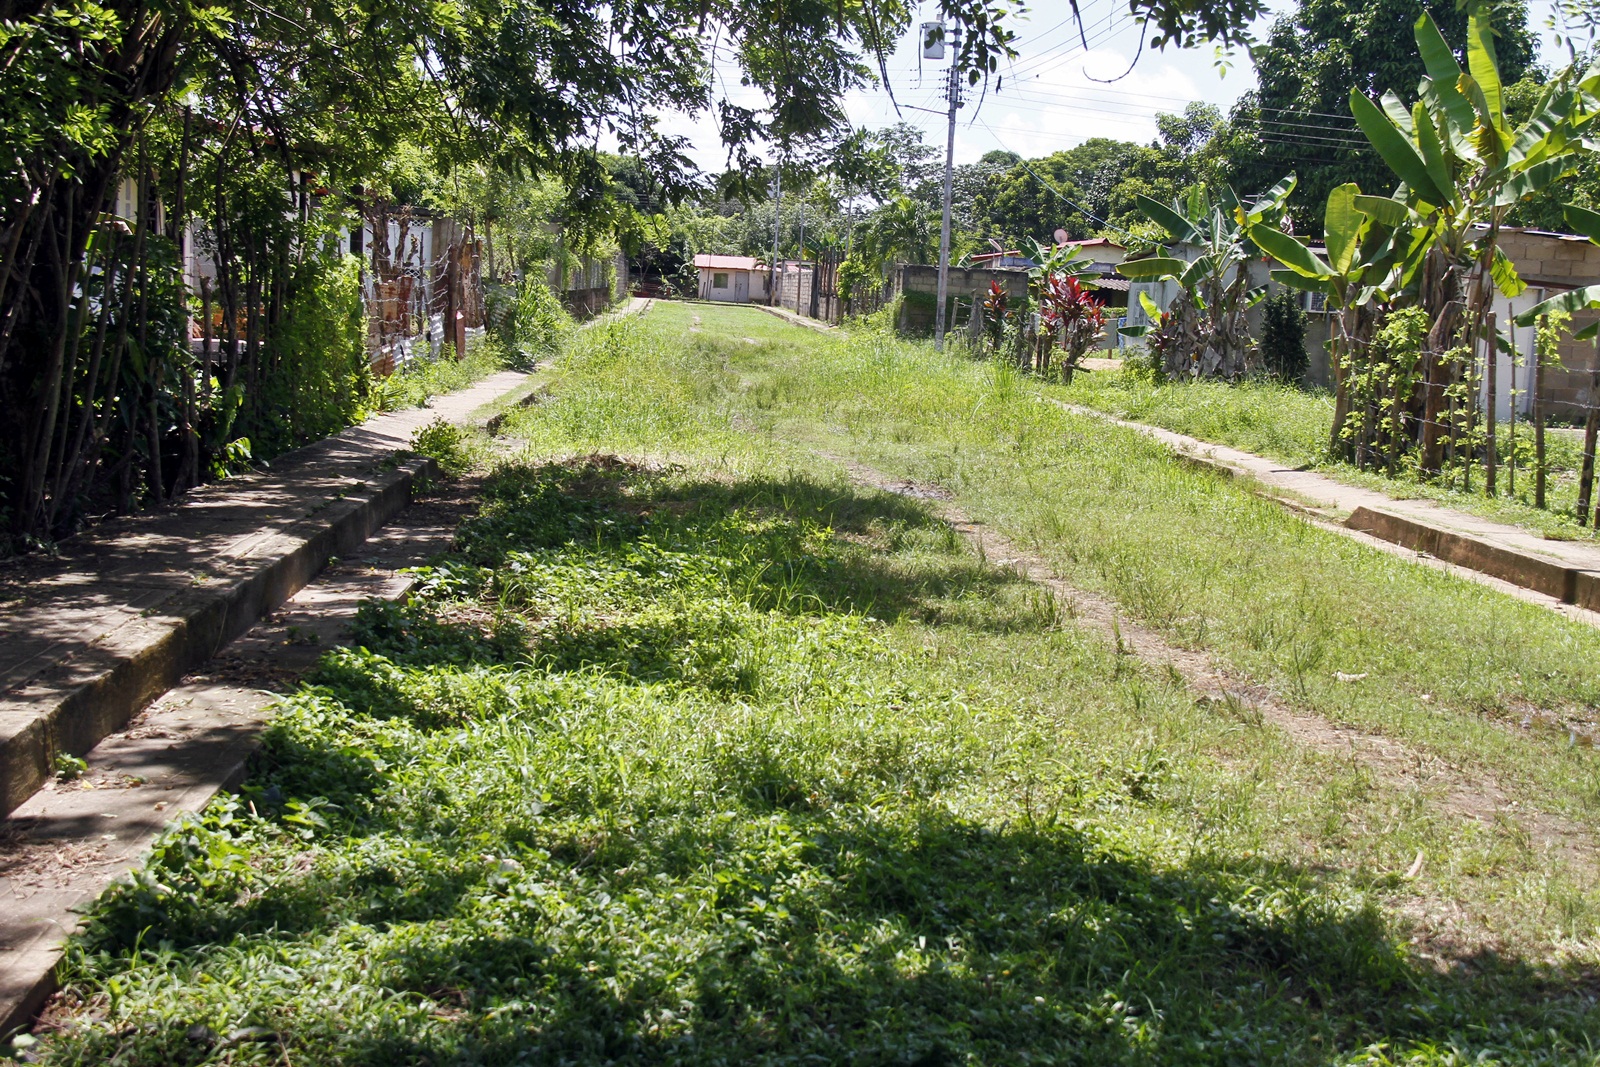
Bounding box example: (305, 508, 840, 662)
(655, 0, 1579, 174)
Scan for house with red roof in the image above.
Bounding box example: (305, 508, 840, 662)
(694, 254, 770, 303)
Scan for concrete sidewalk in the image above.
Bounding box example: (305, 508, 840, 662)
(1054, 399, 1600, 621)
(0, 480, 474, 1036)
(0, 371, 533, 817)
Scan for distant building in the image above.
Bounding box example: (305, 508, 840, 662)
(1059, 237, 1129, 276)
(694, 254, 769, 303)
(967, 250, 1034, 269)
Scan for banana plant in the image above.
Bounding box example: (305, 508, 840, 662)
(1025, 236, 1103, 289)
(1023, 237, 1103, 377)
(1119, 177, 1295, 379)
(1249, 183, 1430, 456)
(1347, 0, 1599, 470)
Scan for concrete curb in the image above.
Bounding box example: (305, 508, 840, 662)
(1045, 396, 1600, 621)
(0, 455, 437, 816)
(755, 305, 838, 334)
(1346, 506, 1600, 610)
(0, 520, 456, 1038)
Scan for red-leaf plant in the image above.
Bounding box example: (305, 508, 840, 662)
(1037, 275, 1106, 384)
(980, 280, 1010, 357)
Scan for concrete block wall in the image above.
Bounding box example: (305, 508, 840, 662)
(897, 265, 1031, 335)
(1533, 309, 1600, 423)
(776, 267, 814, 315)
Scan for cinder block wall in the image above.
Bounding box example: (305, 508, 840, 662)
(897, 265, 1031, 335)
(1535, 310, 1600, 423)
(777, 268, 814, 314)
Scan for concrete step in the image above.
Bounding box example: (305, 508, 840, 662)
(1048, 397, 1600, 624)
(1345, 506, 1600, 611)
(0, 371, 532, 817)
(0, 488, 470, 1036)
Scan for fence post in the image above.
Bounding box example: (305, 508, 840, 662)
(1534, 316, 1546, 509)
(1485, 312, 1497, 496)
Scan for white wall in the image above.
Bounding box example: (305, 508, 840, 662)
(1484, 287, 1553, 420)
(699, 268, 765, 302)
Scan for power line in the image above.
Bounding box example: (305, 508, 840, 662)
(1004, 16, 1136, 82)
(973, 116, 1136, 241)
(989, 84, 1364, 137)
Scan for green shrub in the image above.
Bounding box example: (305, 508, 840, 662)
(410, 416, 473, 475)
(511, 276, 573, 367)
(1259, 289, 1308, 383)
(254, 251, 371, 456)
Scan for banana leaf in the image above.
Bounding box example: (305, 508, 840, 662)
(1513, 284, 1600, 327)
(1351, 90, 1446, 206)
(1117, 255, 1188, 280)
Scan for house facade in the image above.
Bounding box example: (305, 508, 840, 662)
(694, 254, 769, 303)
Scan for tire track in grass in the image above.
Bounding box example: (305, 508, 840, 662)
(816, 451, 1600, 903)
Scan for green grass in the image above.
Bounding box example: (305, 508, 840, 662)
(1059, 368, 1600, 541)
(19, 306, 1600, 1066)
(635, 304, 1600, 947)
(1061, 370, 1336, 468)
(374, 332, 510, 413)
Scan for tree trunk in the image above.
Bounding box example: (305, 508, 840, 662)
(1577, 351, 1600, 526)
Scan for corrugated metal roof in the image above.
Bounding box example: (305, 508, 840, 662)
(694, 254, 764, 270)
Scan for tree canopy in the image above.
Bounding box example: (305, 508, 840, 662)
(1224, 0, 1538, 232)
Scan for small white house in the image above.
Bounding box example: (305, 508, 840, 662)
(695, 254, 768, 302)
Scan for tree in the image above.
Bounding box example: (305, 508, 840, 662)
(1226, 0, 1538, 235)
(871, 122, 943, 198)
(0, 0, 1023, 544)
(1249, 2, 1597, 475)
(1504, 67, 1600, 229)
(859, 195, 939, 267)
(1342, 3, 1596, 473)
(1260, 289, 1309, 382)
(1250, 183, 1427, 455)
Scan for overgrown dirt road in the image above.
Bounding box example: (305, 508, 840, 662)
(18, 303, 1600, 1065)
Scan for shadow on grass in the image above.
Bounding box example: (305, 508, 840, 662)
(54, 454, 1600, 1065)
(73, 708, 1600, 1065)
(458, 455, 1051, 638)
(141, 791, 1599, 1065)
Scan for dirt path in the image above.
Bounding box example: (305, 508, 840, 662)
(820, 453, 1599, 896)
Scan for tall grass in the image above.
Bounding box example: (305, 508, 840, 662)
(1060, 367, 1599, 539)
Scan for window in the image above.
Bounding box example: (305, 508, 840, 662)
(1300, 290, 1328, 314)
(713, 272, 730, 289)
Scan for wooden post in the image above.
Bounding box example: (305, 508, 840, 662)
(199, 276, 213, 402)
(1577, 339, 1600, 526)
(1534, 316, 1546, 509)
(1485, 312, 1498, 497)
(1507, 315, 1517, 497)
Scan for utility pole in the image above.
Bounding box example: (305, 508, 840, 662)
(769, 158, 782, 306)
(934, 27, 961, 351)
(796, 194, 806, 313)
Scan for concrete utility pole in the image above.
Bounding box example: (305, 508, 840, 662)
(934, 29, 961, 351)
(769, 159, 782, 306)
(796, 195, 806, 313)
